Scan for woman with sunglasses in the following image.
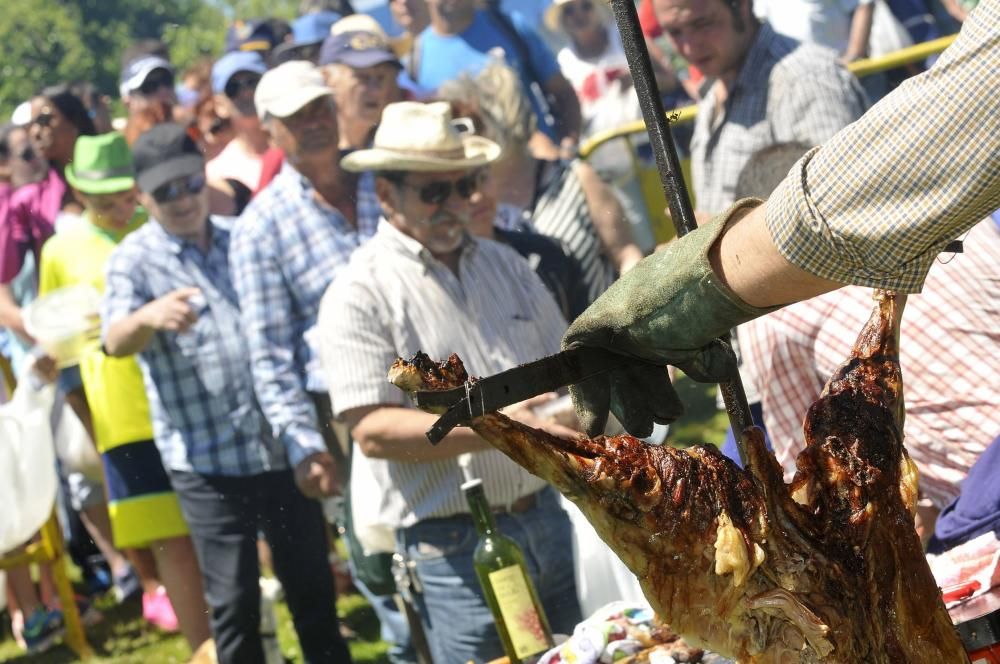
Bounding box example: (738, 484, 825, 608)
(0, 87, 96, 370)
(439, 63, 644, 308)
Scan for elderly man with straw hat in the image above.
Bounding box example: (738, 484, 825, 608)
(318, 101, 583, 664)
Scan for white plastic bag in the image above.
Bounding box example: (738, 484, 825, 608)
(53, 400, 102, 482)
(0, 379, 58, 554)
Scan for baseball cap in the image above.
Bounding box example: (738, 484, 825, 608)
(225, 18, 277, 53)
(318, 30, 401, 69)
(254, 61, 332, 120)
(132, 123, 205, 194)
(211, 51, 268, 94)
(120, 55, 175, 98)
(293, 11, 342, 45)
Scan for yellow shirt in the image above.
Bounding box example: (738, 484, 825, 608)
(38, 211, 154, 452)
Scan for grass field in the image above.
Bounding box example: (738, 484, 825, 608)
(1, 376, 725, 663)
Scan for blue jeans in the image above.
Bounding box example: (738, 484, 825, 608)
(398, 487, 581, 664)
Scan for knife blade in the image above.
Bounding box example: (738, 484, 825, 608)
(413, 347, 635, 443)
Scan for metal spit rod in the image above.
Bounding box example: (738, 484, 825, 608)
(609, 0, 755, 465)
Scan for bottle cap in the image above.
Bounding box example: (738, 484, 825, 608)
(461, 478, 484, 492)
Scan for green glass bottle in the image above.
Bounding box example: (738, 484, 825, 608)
(462, 478, 555, 664)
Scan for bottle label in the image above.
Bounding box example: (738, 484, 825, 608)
(488, 565, 549, 658)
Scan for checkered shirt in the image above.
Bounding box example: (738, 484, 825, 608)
(691, 22, 867, 215)
(765, 0, 1000, 291)
(738, 219, 1000, 508)
(102, 217, 286, 477)
(230, 163, 380, 467)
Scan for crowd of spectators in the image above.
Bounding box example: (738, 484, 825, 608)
(0, 0, 991, 663)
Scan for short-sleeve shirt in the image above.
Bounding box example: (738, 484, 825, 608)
(39, 212, 153, 451)
(0, 168, 65, 284)
(690, 23, 866, 214)
(319, 221, 567, 528)
(414, 9, 562, 139)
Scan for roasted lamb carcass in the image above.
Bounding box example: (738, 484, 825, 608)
(388, 293, 968, 663)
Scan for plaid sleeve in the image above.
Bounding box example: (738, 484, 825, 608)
(765, 2, 1000, 291)
(101, 241, 149, 337)
(230, 212, 326, 467)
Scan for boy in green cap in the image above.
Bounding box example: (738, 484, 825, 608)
(36, 132, 210, 648)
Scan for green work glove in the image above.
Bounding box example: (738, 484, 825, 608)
(562, 199, 778, 437)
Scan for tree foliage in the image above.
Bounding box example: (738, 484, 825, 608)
(0, 0, 304, 119)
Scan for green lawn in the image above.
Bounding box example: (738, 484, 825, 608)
(0, 375, 725, 663)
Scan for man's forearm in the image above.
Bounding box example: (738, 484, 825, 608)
(709, 201, 844, 308)
(350, 406, 490, 462)
(104, 309, 155, 356)
(843, 3, 874, 61)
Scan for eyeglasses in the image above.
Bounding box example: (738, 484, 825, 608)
(399, 170, 484, 206)
(562, 0, 594, 18)
(224, 75, 261, 99)
(151, 174, 206, 204)
(207, 117, 231, 136)
(138, 71, 175, 96)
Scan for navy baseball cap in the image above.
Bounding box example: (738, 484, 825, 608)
(225, 18, 277, 53)
(211, 51, 267, 94)
(120, 55, 174, 98)
(292, 11, 342, 45)
(318, 30, 401, 69)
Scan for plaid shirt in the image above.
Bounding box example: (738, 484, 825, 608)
(766, 0, 1000, 291)
(691, 22, 866, 215)
(230, 163, 380, 467)
(102, 217, 286, 477)
(738, 219, 1000, 508)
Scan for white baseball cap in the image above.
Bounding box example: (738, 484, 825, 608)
(254, 60, 332, 120)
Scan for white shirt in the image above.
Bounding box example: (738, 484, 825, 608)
(754, 0, 873, 54)
(318, 221, 567, 528)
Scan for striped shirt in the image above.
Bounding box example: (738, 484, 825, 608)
(737, 219, 1000, 508)
(102, 217, 286, 477)
(318, 221, 567, 528)
(230, 163, 380, 468)
(765, 0, 1000, 291)
(691, 22, 866, 215)
(528, 160, 616, 306)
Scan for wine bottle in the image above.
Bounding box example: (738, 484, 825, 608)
(463, 478, 555, 664)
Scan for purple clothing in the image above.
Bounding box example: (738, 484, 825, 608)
(930, 433, 1000, 553)
(0, 168, 64, 284)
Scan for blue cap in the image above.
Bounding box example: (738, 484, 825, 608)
(318, 30, 401, 69)
(225, 19, 276, 53)
(211, 51, 267, 94)
(292, 11, 341, 45)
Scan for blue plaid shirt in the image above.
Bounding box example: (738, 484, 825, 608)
(230, 163, 380, 467)
(102, 217, 286, 477)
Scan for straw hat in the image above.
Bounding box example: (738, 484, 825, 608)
(341, 102, 501, 173)
(544, 0, 607, 32)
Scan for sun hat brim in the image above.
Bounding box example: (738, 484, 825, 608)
(341, 134, 501, 173)
(544, 0, 573, 32)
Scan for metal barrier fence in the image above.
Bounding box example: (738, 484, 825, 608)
(580, 34, 957, 246)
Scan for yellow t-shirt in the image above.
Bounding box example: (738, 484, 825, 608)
(38, 211, 154, 452)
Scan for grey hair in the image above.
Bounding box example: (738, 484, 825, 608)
(437, 62, 536, 151)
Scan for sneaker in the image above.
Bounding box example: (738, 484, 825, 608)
(143, 586, 180, 632)
(21, 607, 65, 653)
(113, 565, 142, 603)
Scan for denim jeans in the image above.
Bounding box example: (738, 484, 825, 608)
(170, 470, 352, 664)
(398, 487, 581, 664)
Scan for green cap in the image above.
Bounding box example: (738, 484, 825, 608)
(65, 133, 135, 195)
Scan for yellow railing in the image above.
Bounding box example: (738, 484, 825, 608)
(580, 34, 958, 243)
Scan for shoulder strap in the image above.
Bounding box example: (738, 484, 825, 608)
(408, 32, 422, 82)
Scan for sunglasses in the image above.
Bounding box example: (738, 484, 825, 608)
(33, 112, 55, 128)
(562, 0, 594, 18)
(400, 170, 484, 206)
(207, 117, 231, 136)
(224, 74, 261, 99)
(17, 147, 36, 162)
(151, 174, 206, 204)
(138, 71, 175, 96)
